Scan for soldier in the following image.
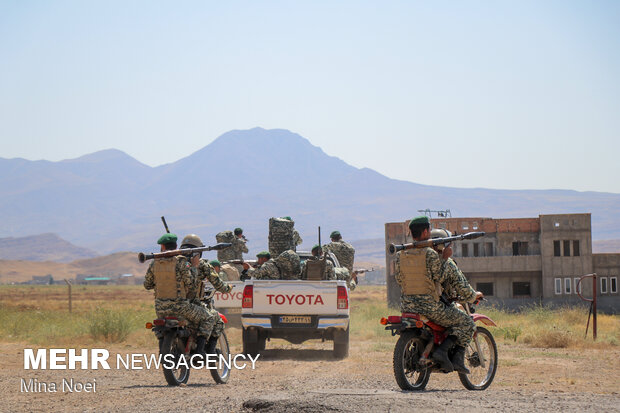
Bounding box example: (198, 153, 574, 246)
(300, 244, 336, 280)
(323, 231, 355, 273)
(143, 233, 212, 356)
(180, 234, 233, 355)
(241, 251, 271, 280)
(243, 250, 301, 280)
(395, 216, 483, 374)
(232, 227, 249, 259)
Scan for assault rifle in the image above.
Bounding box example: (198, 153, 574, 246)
(138, 243, 232, 263)
(388, 232, 485, 254)
(352, 268, 374, 276)
(223, 259, 258, 268)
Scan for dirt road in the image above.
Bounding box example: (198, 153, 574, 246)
(1, 334, 619, 413)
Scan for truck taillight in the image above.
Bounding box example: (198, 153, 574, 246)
(242, 285, 253, 308)
(337, 286, 348, 309)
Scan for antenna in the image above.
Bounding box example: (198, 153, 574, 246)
(417, 209, 452, 218)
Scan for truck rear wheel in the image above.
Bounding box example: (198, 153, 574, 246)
(333, 327, 349, 359)
(242, 328, 263, 357)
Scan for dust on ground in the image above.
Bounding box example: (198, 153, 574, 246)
(2, 332, 619, 413)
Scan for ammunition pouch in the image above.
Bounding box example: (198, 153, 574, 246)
(399, 248, 439, 301)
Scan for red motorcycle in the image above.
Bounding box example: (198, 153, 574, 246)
(381, 298, 497, 391)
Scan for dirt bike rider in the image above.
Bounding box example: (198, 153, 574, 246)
(395, 216, 483, 373)
(144, 233, 214, 356)
(180, 234, 233, 356)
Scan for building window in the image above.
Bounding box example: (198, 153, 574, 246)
(473, 243, 480, 257)
(574, 277, 582, 294)
(472, 222, 479, 230)
(462, 223, 469, 231)
(477, 282, 494, 296)
(610, 277, 617, 294)
(554, 222, 560, 228)
(554, 241, 561, 257)
(563, 240, 571, 256)
(573, 240, 580, 256)
(513, 282, 531, 297)
(554, 278, 562, 295)
(462, 244, 469, 257)
(564, 278, 571, 294)
(513, 241, 528, 256)
(485, 242, 493, 256)
(600, 277, 608, 294)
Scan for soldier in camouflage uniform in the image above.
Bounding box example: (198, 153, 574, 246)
(241, 251, 271, 280)
(143, 233, 214, 356)
(282, 216, 303, 247)
(323, 231, 355, 273)
(181, 234, 233, 355)
(232, 228, 249, 258)
(430, 229, 477, 303)
(300, 245, 336, 280)
(395, 216, 482, 374)
(244, 249, 301, 280)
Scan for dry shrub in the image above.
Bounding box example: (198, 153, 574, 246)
(523, 328, 575, 348)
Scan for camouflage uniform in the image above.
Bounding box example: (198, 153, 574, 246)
(218, 236, 248, 261)
(440, 258, 476, 302)
(300, 258, 336, 280)
(188, 259, 233, 338)
(335, 267, 356, 291)
(324, 240, 355, 273)
(144, 257, 214, 338)
(395, 248, 475, 347)
(250, 259, 281, 280)
(292, 229, 303, 247)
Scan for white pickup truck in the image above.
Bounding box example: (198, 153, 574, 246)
(240, 252, 350, 359)
(213, 281, 244, 326)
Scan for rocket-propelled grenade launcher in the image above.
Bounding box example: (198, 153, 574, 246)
(388, 232, 485, 255)
(138, 243, 232, 263)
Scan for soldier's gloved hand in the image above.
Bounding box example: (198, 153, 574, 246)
(442, 246, 453, 260)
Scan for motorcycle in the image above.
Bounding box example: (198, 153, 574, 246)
(381, 297, 498, 391)
(146, 288, 231, 386)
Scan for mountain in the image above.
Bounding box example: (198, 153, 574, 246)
(1, 127, 619, 256)
(0, 233, 98, 262)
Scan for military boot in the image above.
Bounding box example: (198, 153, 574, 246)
(431, 336, 456, 373)
(194, 336, 207, 355)
(206, 335, 219, 355)
(451, 345, 471, 374)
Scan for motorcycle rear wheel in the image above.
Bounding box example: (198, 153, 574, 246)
(210, 332, 231, 384)
(458, 326, 497, 390)
(161, 333, 190, 386)
(393, 331, 431, 391)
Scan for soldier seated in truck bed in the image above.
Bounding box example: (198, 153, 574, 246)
(300, 245, 336, 280)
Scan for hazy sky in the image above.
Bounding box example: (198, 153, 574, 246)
(1, 1, 618, 193)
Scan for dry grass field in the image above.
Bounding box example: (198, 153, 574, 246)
(0, 285, 618, 412)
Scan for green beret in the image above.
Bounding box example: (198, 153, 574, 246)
(409, 216, 430, 226)
(209, 260, 221, 267)
(330, 231, 341, 238)
(281, 216, 292, 221)
(157, 233, 177, 245)
(234, 227, 243, 235)
(256, 251, 271, 259)
(311, 244, 321, 252)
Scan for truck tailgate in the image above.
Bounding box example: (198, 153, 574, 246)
(250, 280, 343, 315)
(213, 281, 244, 309)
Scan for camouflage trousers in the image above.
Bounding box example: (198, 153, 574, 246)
(401, 294, 475, 347)
(154, 299, 216, 338)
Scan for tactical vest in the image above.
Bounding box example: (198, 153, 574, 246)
(153, 257, 187, 300)
(305, 259, 326, 280)
(398, 248, 439, 301)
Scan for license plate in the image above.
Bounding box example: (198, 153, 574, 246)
(279, 316, 311, 324)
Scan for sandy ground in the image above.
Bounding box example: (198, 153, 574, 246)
(1, 331, 619, 413)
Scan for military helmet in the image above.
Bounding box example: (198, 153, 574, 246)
(180, 234, 204, 248)
(431, 228, 451, 251)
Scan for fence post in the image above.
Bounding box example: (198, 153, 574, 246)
(64, 279, 72, 313)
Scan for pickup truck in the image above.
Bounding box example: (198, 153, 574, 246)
(240, 252, 350, 359)
(213, 281, 244, 326)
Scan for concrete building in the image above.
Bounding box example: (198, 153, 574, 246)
(385, 213, 619, 312)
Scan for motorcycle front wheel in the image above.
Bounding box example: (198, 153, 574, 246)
(458, 326, 497, 390)
(161, 333, 190, 386)
(210, 332, 231, 384)
(393, 331, 431, 391)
